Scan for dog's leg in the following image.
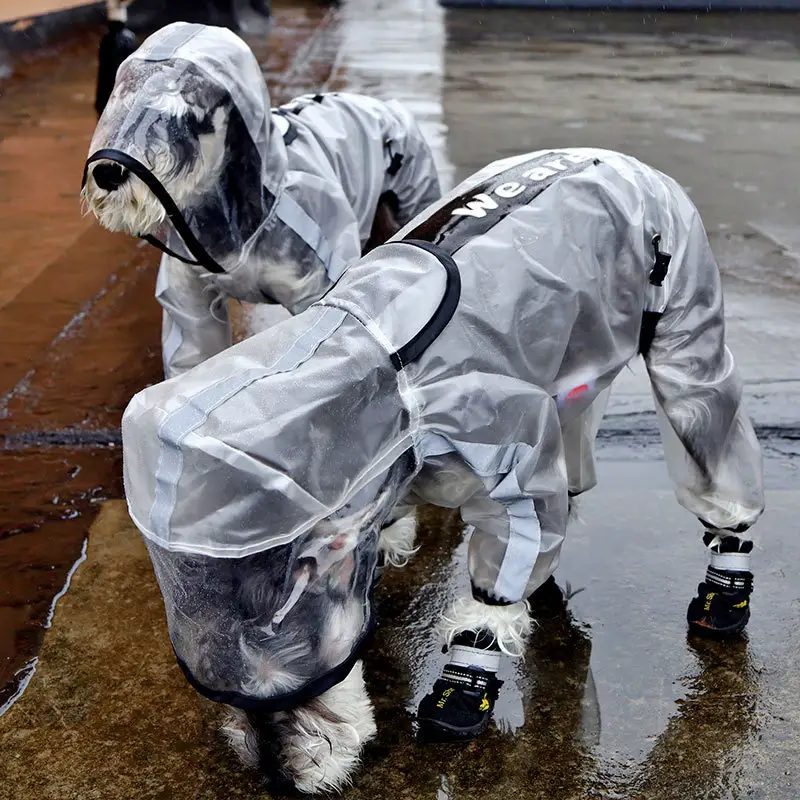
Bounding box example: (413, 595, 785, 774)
(279, 660, 377, 794)
(417, 596, 531, 740)
(220, 662, 376, 794)
(377, 505, 418, 568)
(441, 595, 532, 657)
(220, 705, 261, 769)
(568, 493, 581, 525)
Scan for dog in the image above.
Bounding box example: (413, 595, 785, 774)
(82, 22, 442, 381)
(83, 58, 264, 273)
(121, 146, 763, 792)
(141, 444, 418, 794)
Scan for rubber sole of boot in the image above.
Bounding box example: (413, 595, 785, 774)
(417, 714, 490, 742)
(688, 606, 751, 638)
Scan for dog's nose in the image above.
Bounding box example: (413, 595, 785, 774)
(92, 161, 129, 192)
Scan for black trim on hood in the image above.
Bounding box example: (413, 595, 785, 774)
(388, 239, 461, 370)
(83, 148, 226, 274)
(173, 607, 377, 712)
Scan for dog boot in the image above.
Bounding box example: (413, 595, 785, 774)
(417, 629, 503, 741)
(687, 533, 754, 637)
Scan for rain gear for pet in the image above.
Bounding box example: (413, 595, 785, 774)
(123, 147, 764, 708)
(84, 21, 441, 378)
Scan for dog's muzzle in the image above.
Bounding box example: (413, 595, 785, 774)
(82, 147, 226, 275)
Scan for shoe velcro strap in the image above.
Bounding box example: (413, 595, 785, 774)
(705, 566, 753, 593)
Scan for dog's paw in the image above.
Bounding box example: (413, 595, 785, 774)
(282, 661, 376, 794)
(377, 509, 418, 568)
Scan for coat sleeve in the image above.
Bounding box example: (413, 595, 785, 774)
(156, 254, 232, 380)
(644, 209, 764, 533)
(378, 99, 442, 225)
(449, 387, 569, 605)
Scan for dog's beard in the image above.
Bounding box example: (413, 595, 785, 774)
(82, 104, 230, 239)
(238, 631, 314, 698)
(81, 163, 167, 236)
(221, 661, 377, 795)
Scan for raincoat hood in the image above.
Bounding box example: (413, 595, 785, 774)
(122, 242, 459, 707)
(84, 22, 287, 280)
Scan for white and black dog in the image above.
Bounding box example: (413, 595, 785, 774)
(122, 146, 762, 793)
(82, 22, 442, 381)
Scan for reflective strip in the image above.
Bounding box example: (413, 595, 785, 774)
(274, 193, 348, 282)
(709, 550, 751, 572)
(490, 472, 541, 602)
(448, 645, 501, 673)
(148, 307, 348, 539)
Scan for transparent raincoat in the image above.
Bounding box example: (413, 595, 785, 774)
(84, 22, 441, 378)
(123, 148, 764, 708)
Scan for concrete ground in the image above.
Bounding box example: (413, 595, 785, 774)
(0, 2, 799, 799)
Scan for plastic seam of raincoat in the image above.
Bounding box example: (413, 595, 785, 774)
(134, 23, 203, 60)
(315, 296, 424, 455)
(155, 264, 185, 368)
(140, 306, 349, 552)
(162, 316, 183, 370)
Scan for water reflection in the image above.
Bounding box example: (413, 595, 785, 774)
(631, 635, 759, 798)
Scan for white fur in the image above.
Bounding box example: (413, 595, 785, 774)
(219, 663, 376, 794)
(568, 494, 580, 524)
(441, 595, 532, 658)
(82, 166, 167, 236)
(238, 636, 309, 698)
(318, 599, 365, 669)
(377, 508, 418, 567)
(221, 706, 260, 769)
(283, 661, 377, 795)
(82, 106, 229, 237)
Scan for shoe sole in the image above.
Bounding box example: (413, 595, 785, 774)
(417, 715, 490, 742)
(688, 607, 750, 638)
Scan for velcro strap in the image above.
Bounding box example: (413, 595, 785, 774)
(709, 550, 752, 572)
(705, 566, 753, 593)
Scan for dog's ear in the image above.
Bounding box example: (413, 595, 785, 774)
(219, 104, 269, 242)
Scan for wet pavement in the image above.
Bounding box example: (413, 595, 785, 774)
(0, 2, 799, 798)
(0, 0, 340, 713)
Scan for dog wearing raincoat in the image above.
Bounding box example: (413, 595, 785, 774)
(81, 21, 442, 380)
(81, 20, 440, 607)
(121, 148, 764, 793)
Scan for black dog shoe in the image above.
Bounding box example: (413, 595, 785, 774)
(417, 629, 503, 741)
(687, 573, 753, 637)
(417, 664, 503, 741)
(688, 533, 754, 637)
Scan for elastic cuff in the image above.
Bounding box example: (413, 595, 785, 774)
(448, 645, 501, 673)
(471, 585, 515, 606)
(700, 519, 752, 534)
